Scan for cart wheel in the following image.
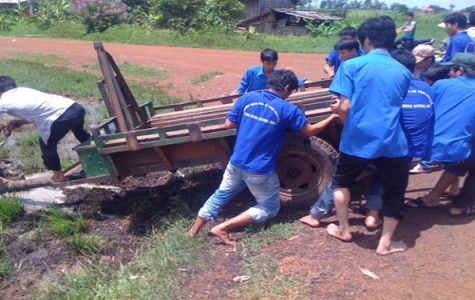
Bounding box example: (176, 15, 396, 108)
(277, 132, 338, 207)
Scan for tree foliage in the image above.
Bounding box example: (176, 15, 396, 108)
(154, 0, 206, 35)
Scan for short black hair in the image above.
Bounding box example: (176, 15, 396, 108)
(0, 76, 17, 93)
(267, 69, 299, 92)
(444, 13, 467, 29)
(260, 48, 278, 62)
(339, 27, 357, 38)
(469, 11, 475, 26)
(358, 16, 396, 50)
(391, 49, 416, 73)
(335, 38, 360, 52)
(422, 64, 450, 83)
(405, 12, 414, 17)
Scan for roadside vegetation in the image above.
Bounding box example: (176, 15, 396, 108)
(0, 1, 473, 298)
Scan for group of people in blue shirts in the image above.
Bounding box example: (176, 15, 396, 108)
(187, 13, 475, 256)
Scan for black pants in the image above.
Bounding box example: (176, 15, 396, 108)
(332, 153, 410, 220)
(40, 103, 91, 171)
(394, 37, 414, 51)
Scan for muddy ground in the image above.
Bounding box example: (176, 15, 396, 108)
(0, 37, 474, 299)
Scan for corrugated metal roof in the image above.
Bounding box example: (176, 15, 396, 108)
(237, 8, 344, 26)
(272, 8, 344, 21)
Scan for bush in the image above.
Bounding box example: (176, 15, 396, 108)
(69, 0, 128, 33)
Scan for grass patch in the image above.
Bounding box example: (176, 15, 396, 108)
(40, 207, 87, 238)
(70, 233, 103, 256)
(39, 219, 212, 299)
(0, 239, 12, 279)
(10, 53, 69, 67)
(0, 194, 23, 226)
(84, 61, 172, 80)
(11, 131, 43, 174)
(0, 58, 101, 99)
(191, 71, 224, 85)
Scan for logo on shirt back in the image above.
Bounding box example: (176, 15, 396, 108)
(243, 102, 280, 126)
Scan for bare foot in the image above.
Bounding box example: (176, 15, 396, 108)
(418, 194, 439, 206)
(376, 240, 407, 255)
(51, 175, 65, 182)
(365, 210, 382, 229)
(186, 230, 196, 237)
(299, 215, 321, 228)
(210, 226, 236, 245)
(52, 170, 65, 182)
(326, 223, 352, 242)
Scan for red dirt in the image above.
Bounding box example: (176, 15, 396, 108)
(0, 37, 474, 299)
(0, 36, 328, 100)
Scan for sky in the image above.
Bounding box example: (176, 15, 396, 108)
(385, 0, 473, 10)
(310, 0, 473, 10)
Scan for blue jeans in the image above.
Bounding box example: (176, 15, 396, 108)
(310, 181, 334, 219)
(198, 163, 281, 222)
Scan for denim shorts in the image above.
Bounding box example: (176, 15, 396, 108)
(198, 163, 281, 222)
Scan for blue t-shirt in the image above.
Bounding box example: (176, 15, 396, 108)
(235, 66, 306, 93)
(228, 90, 308, 173)
(326, 48, 365, 74)
(400, 80, 434, 158)
(329, 49, 411, 159)
(442, 31, 474, 62)
(430, 76, 475, 162)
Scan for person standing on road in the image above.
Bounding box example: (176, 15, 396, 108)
(188, 70, 338, 244)
(0, 75, 91, 182)
(327, 16, 412, 255)
(231, 48, 306, 95)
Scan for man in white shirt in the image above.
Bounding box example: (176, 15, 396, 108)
(0, 75, 91, 182)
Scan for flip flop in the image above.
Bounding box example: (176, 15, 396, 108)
(449, 205, 475, 218)
(406, 197, 442, 209)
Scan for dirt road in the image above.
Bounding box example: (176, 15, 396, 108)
(0, 36, 328, 100)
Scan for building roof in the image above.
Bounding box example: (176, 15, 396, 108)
(238, 8, 344, 26)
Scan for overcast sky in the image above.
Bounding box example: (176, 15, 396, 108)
(310, 0, 473, 10)
(385, 0, 472, 10)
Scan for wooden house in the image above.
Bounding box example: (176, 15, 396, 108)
(237, 7, 344, 36)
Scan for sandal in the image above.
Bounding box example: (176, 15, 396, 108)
(405, 197, 441, 209)
(449, 205, 475, 218)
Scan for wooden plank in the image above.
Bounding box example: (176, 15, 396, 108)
(95, 42, 129, 133)
(124, 131, 140, 151)
(152, 147, 174, 170)
(187, 123, 205, 142)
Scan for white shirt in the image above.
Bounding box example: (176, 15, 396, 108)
(0, 87, 74, 143)
(466, 27, 475, 47)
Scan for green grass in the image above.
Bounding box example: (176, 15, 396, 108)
(40, 207, 87, 238)
(39, 218, 212, 299)
(11, 131, 43, 174)
(70, 233, 103, 256)
(191, 71, 224, 85)
(10, 53, 69, 67)
(0, 239, 12, 279)
(0, 194, 23, 226)
(0, 59, 101, 99)
(83, 61, 172, 80)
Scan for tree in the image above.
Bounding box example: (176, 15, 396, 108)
(154, 0, 206, 35)
(449, 4, 455, 11)
(206, 0, 245, 35)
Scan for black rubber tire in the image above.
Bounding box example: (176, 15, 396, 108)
(276, 132, 338, 207)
